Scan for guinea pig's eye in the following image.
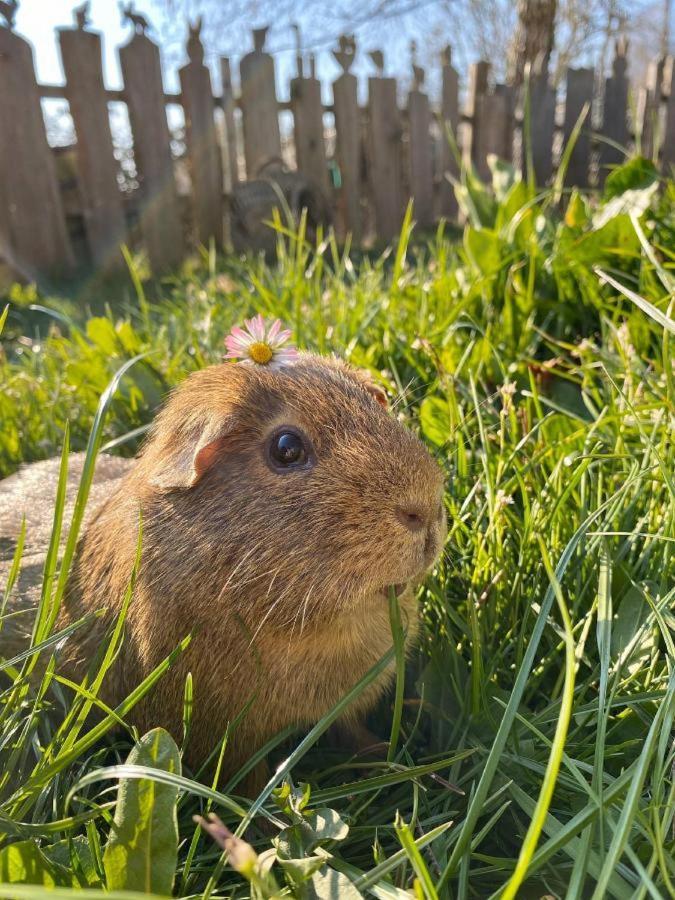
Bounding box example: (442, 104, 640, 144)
(266, 428, 312, 472)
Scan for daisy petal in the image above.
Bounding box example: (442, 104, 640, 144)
(246, 314, 265, 341)
(274, 347, 299, 363)
(229, 326, 254, 346)
(267, 319, 281, 342)
(273, 328, 292, 346)
(225, 336, 249, 354)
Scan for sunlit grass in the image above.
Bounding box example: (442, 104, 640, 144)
(0, 156, 673, 897)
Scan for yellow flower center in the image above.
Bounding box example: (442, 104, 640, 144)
(248, 341, 273, 364)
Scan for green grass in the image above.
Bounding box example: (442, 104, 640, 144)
(0, 156, 674, 898)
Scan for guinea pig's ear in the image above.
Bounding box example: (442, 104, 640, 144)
(151, 416, 235, 490)
(354, 370, 389, 408)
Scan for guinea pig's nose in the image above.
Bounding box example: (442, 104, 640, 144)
(395, 503, 430, 533)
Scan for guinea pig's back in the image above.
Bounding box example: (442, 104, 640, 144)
(0, 453, 132, 650)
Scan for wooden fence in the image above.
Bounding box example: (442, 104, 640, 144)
(0, 14, 674, 283)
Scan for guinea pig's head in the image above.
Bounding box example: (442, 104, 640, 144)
(134, 354, 446, 627)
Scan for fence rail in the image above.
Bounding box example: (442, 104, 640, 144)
(0, 14, 674, 284)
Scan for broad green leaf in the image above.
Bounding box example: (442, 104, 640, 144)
(278, 851, 329, 881)
(0, 841, 73, 887)
(305, 808, 349, 843)
(593, 181, 658, 229)
(0, 887, 166, 900)
(310, 867, 364, 899)
(496, 179, 534, 242)
(574, 214, 639, 264)
(603, 156, 659, 200)
(103, 728, 181, 895)
(455, 167, 497, 228)
(464, 226, 501, 276)
(42, 837, 102, 888)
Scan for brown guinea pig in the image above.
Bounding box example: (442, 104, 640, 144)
(0, 352, 446, 789)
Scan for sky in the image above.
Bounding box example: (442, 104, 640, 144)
(11, 0, 488, 110)
(12, 0, 412, 100)
(16, 0, 184, 92)
(11, 0, 675, 107)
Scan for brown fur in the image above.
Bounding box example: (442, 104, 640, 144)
(1, 354, 445, 786)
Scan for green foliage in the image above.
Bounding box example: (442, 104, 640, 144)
(103, 729, 181, 895)
(0, 154, 673, 898)
(0, 841, 74, 888)
(0, 837, 101, 890)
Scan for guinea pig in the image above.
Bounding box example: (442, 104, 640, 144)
(0, 351, 446, 790)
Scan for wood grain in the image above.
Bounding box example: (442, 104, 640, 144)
(291, 74, 330, 197)
(332, 71, 361, 241)
(408, 86, 433, 228)
(119, 33, 184, 272)
(239, 44, 281, 177)
(58, 27, 127, 269)
(368, 76, 403, 242)
(179, 48, 223, 247)
(0, 28, 73, 280)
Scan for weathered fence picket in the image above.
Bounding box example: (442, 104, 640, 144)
(664, 57, 675, 168)
(179, 22, 222, 247)
(239, 28, 281, 178)
(332, 42, 361, 242)
(119, 32, 184, 272)
(291, 61, 330, 196)
(0, 28, 73, 278)
(408, 68, 434, 228)
(464, 61, 490, 180)
(563, 67, 594, 187)
(368, 60, 404, 241)
(599, 39, 630, 180)
(470, 71, 513, 180)
(637, 56, 665, 159)
(0, 13, 673, 283)
(220, 57, 239, 190)
(438, 46, 459, 219)
(58, 26, 127, 269)
(527, 64, 556, 185)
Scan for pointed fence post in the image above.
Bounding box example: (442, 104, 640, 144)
(476, 83, 513, 176)
(599, 38, 629, 182)
(526, 61, 555, 185)
(179, 20, 223, 247)
(439, 45, 459, 220)
(291, 55, 330, 196)
(239, 27, 282, 178)
(58, 25, 127, 269)
(407, 62, 433, 228)
(663, 56, 675, 169)
(119, 30, 184, 272)
(562, 66, 594, 187)
(332, 35, 361, 242)
(465, 61, 490, 180)
(367, 51, 403, 242)
(0, 27, 73, 280)
(636, 56, 665, 160)
(220, 57, 239, 190)
(494, 84, 515, 162)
